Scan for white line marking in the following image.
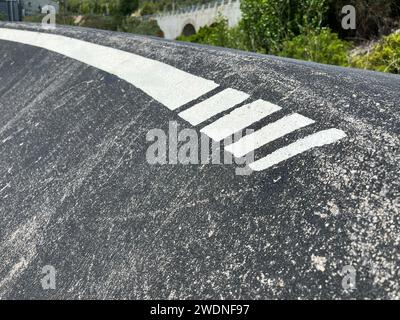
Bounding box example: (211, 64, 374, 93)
(200, 99, 281, 142)
(178, 88, 250, 126)
(225, 113, 315, 157)
(0, 29, 347, 174)
(249, 129, 347, 171)
(0, 28, 219, 110)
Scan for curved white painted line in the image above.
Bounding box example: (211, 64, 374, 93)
(178, 88, 249, 126)
(0, 28, 348, 174)
(0, 28, 219, 110)
(249, 129, 347, 171)
(200, 99, 281, 142)
(225, 113, 315, 158)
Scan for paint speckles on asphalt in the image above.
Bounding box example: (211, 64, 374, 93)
(0, 22, 399, 299)
(311, 255, 327, 272)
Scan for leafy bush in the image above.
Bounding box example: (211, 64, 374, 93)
(80, 1, 91, 14)
(140, 2, 159, 16)
(351, 32, 400, 73)
(177, 16, 247, 50)
(120, 17, 163, 37)
(240, 0, 328, 52)
(118, 0, 139, 16)
(66, 0, 119, 15)
(66, 0, 81, 13)
(79, 14, 120, 30)
(278, 28, 350, 66)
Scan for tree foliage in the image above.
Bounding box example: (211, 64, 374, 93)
(278, 28, 350, 66)
(120, 17, 164, 37)
(240, 0, 328, 52)
(351, 32, 400, 74)
(177, 16, 247, 50)
(23, 0, 400, 74)
(140, 2, 159, 16)
(118, 0, 139, 16)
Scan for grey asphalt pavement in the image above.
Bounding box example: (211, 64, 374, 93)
(0, 22, 399, 299)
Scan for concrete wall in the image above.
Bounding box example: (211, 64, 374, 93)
(156, 0, 241, 40)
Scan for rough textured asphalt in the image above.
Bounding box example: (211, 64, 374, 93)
(0, 22, 399, 300)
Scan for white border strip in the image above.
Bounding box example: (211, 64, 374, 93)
(249, 129, 347, 171)
(200, 99, 281, 142)
(0, 28, 219, 110)
(225, 113, 315, 158)
(178, 88, 249, 126)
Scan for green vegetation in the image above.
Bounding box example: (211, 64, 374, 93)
(22, 0, 400, 74)
(79, 14, 121, 31)
(351, 32, 400, 74)
(66, 0, 141, 16)
(240, 0, 329, 53)
(120, 17, 163, 36)
(66, 0, 118, 15)
(176, 0, 400, 74)
(118, 0, 139, 16)
(177, 16, 247, 50)
(140, 2, 159, 15)
(278, 28, 351, 66)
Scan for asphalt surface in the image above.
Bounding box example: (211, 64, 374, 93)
(0, 22, 399, 299)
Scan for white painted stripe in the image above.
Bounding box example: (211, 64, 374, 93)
(200, 99, 281, 142)
(225, 113, 315, 158)
(0, 28, 219, 110)
(249, 129, 347, 171)
(178, 88, 250, 126)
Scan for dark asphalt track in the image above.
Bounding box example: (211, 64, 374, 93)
(0, 22, 399, 299)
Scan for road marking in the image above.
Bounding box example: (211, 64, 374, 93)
(225, 113, 315, 158)
(249, 129, 347, 171)
(178, 88, 250, 126)
(200, 99, 281, 142)
(0, 28, 219, 110)
(0, 28, 348, 174)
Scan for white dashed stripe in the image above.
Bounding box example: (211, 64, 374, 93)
(225, 113, 315, 158)
(0, 28, 347, 174)
(178, 88, 249, 126)
(200, 99, 281, 142)
(249, 129, 347, 171)
(0, 28, 219, 110)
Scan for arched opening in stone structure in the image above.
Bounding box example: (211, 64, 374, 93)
(182, 23, 196, 37)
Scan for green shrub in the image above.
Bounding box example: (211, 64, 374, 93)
(278, 28, 350, 66)
(240, 0, 328, 53)
(66, 0, 80, 13)
(80, 14, 120, 31)
(177, 16, 247, 51)
(118, 0, 139, 16)
(140, 2, 159, 16)
(120, 17, 163, 37)
(351, 32, 400, 74)
(80, 1, 91, 14)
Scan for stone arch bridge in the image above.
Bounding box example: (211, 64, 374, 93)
(154, 0, 241, 40)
